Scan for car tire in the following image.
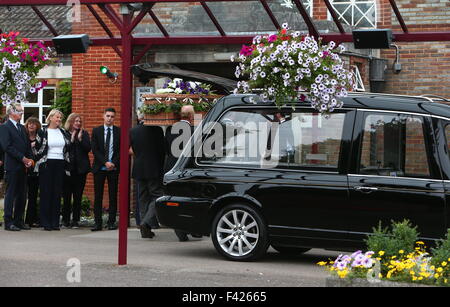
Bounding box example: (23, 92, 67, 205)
(271, 245, 311, 255)
(211, 204, 269, 261)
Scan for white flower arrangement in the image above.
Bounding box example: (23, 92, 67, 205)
(233, 23, 356, 114)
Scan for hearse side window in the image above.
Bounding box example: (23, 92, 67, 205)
(358, 113, 430, 178)
(444, 123, 450, 157)
(198, 109, 346, 171)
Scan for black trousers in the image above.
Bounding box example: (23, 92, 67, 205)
(25, 175, 39, 226)
(3, 169, 27, 229)
(93, 170, 118, 226)
(39, 160, 65, 229)
(137, 178, 162, 228)
(63, 172, 87, 225)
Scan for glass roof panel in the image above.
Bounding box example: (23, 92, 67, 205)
(0, 5, 72, 39)
(134, 2, 220, 37)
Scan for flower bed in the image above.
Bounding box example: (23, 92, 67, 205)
(318, 221, 450, 287)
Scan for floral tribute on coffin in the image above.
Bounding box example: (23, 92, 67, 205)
(140, 78, 222, 126)
(233, 23, 356, 114)
(0, 32, 53, 106)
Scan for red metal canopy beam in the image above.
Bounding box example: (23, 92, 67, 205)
(201, 2, 226, 37)
(126, 3, 154, 35)
(86, 4, 122, 57)
(147, 9, 170, 37)
(259, 0, 281, 30)
(292, 0, 319, 38)
(388, 0, 409, 33)
(31, 6, 59, 36)
(323, 0, 345, 34)
(98, 3, 124, 31)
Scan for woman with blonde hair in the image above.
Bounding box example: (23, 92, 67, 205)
(34, 109, 71, 231)
(62, 113, 91, 228)
(24, 117, 41, 227)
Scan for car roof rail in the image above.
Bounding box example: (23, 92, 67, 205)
(419, 94, 450, 104)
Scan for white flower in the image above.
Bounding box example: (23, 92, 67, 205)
(282, 23, 289, 29)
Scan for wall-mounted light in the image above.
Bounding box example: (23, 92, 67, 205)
(100, 66, 118, 83)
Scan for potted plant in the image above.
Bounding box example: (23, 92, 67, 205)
(140, 78, 222, 126)
(233, 23, 355, 115)
(0, 31, 53, 106)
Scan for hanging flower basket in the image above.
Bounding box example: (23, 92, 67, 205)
(0, 32, 53, 106)
(233, 23, 356, 114)
(141, 93, 222, 126)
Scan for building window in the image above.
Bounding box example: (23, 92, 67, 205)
(280, 0, 314, 16)
(22, 87, 55, 124)
(328, 0, 377, 28)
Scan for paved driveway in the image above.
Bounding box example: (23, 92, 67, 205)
(0, 227, 340, 287)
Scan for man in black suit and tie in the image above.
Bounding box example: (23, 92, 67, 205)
(130, 110, 165, 238)
(0, 103, 34, 231)
(91, 108, 120, 231)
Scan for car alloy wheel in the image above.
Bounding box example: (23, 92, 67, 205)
(212, 204, 269, 261)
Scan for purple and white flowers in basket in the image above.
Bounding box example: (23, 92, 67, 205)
(0, 32, 53, 106)
(156, 78, 212, 95)
(232, 23, 356, 114)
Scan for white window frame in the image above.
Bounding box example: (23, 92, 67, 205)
(327, 0, 377, 29)
(280, 0, 314, 17)
(22, 86, 56, 124)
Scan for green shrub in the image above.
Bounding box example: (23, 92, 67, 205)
(365, 219, 419, 260)
(81, 195, 91, 217)
(431, 229, 450, 285)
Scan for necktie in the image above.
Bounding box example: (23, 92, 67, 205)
(105, 127, 111, 161)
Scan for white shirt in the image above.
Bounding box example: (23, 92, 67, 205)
(47, 128, 65, 160)
(104, 125, 114, 161)
(9, 118, 20, 130)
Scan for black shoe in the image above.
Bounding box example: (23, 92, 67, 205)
(53, 227, 60, 231)
(107, 224, 118, 230)
(91, 225, 102, 231)
(43, 227, 52, 231)
(191, 234, 203, 238)
(174, 229, 189, 242)
(71, 222, 80, 229)
(140, 224, 155, 238)
(6, 225, 21, 231)
(17, 224, 31, 230)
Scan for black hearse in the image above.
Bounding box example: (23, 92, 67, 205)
(134, 65, 450, 261)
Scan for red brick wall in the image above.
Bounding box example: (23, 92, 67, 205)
(72, 5, 123, 208)
(379, 1, 450, 97)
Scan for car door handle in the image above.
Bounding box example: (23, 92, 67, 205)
(354, 186, 379, 193)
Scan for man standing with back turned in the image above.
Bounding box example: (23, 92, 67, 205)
(130, 110, 165, 239)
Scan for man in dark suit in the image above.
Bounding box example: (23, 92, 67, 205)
(0, 103, 34, 231)
(164, 105, 201, 241)
(91, 108, 120, 231)
(130, 111, 165, 238)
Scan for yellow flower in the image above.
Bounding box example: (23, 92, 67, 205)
(399, 250, 404, 254)
(391, 256, 397, 259)
(434, 273, 440, 279)
(442, 262, 448, 267)
(378, 251, 385, 256)
(437, 267, 443, 273)
(417, 241, 425, 245)
(317, 261, 327, 266)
